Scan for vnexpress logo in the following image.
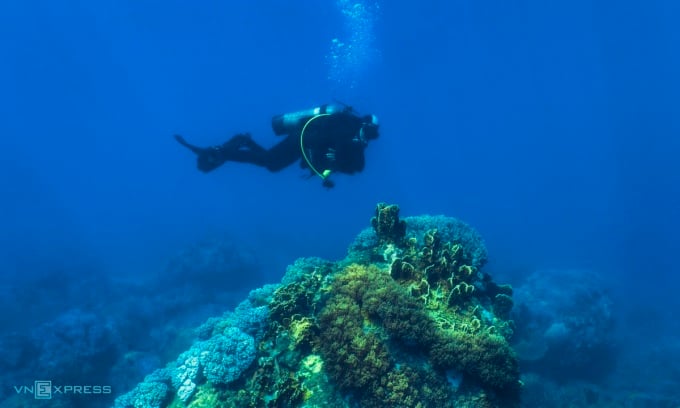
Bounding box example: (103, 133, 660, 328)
(14, 380, 111, 399)
(34, 381, 52, 399)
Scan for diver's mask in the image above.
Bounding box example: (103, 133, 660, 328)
(357, 114, 380, 144)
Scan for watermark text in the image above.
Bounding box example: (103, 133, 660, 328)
(14, 381, 112, 399)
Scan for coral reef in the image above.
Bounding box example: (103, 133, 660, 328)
(114, 378, 171, 408)
(114, 203, 519, 407)
(163, 237, 261, 292)
(512, 268, 617, 382)
(31, 309, 121, 383)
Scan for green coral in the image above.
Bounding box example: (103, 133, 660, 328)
(288, 315, 317, 349)
(362, 279, 437, 347)
(366, 204, 520, 405)
(314, 263, 454, 406)
(221, 348, 310, 407)
(369, 366, 452, 408)
(430, 331, 520, 398)
(307, 205, 519, 406)
(317, 290, 392, 390)
(184, 384, 221, 408)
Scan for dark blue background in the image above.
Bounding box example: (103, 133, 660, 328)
(1, 0, 678, 328)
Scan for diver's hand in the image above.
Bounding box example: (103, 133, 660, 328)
(322, 178, 335, 189)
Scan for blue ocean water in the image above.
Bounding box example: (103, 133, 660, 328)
(0, 0, 678, 406)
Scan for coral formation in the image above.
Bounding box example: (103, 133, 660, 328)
(114, 203, 519, 407)
(114, 369, 173, 408)
(512, 268, 617, 382)
(371, 202, 407, 243)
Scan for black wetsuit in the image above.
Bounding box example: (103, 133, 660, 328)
(175, 110, 372, 179)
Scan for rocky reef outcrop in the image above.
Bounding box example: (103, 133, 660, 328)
(115, 203, 520, 408)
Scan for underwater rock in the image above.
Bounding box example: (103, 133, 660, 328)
(31, 309, 121, 382)
(512, 268, 617, 382)
(162, 236, 263, 298)
(114, 203, 519, 408)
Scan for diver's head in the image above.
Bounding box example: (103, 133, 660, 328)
(359, 114, 380, 142)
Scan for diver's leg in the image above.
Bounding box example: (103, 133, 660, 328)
(229, 134, 267, 154)
(222, 135, 299, 172)
(174, 134, 232, 173)
(260, 136, 300, 171)
(174, 134, 206, 155)
(175, 133, 300, 173)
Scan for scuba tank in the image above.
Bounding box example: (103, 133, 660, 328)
(271, 103, 347, 135)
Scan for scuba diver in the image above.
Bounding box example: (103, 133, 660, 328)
(174, 104, 379, 188)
